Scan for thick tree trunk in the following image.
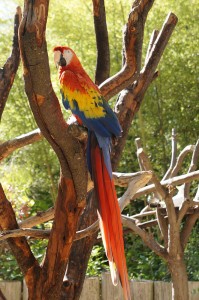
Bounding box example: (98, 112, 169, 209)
(168, 257, 189, 300)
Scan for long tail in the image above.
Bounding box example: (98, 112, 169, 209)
(88, 132, 131, 300)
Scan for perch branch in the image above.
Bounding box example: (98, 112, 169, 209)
(19, 1, 87, 297)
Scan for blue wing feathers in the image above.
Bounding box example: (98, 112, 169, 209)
(87, 132, 113, 179)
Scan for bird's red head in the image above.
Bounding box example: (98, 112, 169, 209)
(53, 46, 81, 70)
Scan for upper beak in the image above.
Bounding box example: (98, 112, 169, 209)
(58, 53, 66, 67)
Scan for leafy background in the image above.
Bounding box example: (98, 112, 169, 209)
(0, 0, 198, 281)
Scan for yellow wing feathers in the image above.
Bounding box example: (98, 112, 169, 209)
(60, 70, 106, 119)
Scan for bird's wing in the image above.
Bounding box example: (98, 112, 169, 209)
(60, 70, 121, 137)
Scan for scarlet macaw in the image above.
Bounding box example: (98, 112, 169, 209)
(53, 46, 131, 300)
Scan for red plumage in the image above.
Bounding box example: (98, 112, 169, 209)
(54, 46, 131, 300)
(90, 134, 131, 300)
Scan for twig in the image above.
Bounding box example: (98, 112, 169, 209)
(131, 210, 156, 218)
(137, 219, 158, 229)
(163, 128, 177, 180)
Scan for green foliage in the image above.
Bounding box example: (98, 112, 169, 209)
(86, 245, 109, 276)
(0, 0, 198, 282)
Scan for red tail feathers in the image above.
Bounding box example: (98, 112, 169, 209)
(91, 138, 131, 300)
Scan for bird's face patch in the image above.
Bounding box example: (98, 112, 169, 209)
(62, 49, 73, 65)
(53, 48, 74, 68)
(54, 50, 61, 67)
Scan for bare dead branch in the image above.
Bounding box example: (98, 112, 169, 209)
(0, 7, 21, 120)
(119, 171, 152, 211)
(133, 170, 199, 199)
(122, 215, 168, 259)
(0, 129, 42, 161)
(177, 199, 193, 226)
(165, 191, 179, 257)
(135, 137, 154, 171)
(113, 170, 152, 187)
(156, 207, 168, 248)
(163, 128, 177, 180)
(170, 145, 195, 178)
(184, 139, 199, 198)
(181, 208, 199, 250)
(137, 218, 158, 229)
(131, 210, 156, 219)
(135, 138, 165, 201)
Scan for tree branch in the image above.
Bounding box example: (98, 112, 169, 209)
(0, 7, 21, 120)
(99, 0, 156, 100)
(92, 0, 110, 85)
(0, 129, 42, 161)
(170, 145, 195, 177)
(18, 1, 87, 298)
(163, 128, 177, 180)
(122, 215, 168, 259)
(0, 184, 41, 286)
(111, 12, 178, 169)
(133, 171, 199, 199)
(181, 208, 199, 250)
(156, 207, 168, 247)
